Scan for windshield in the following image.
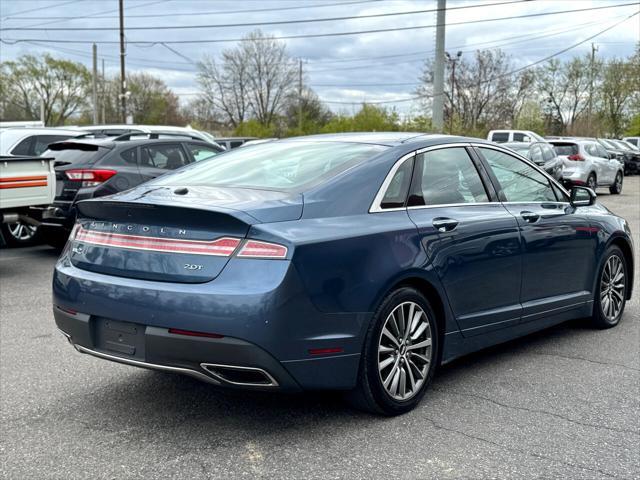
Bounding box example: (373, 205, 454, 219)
(153, 141, 388, 191)
(599, 139, 617, 149)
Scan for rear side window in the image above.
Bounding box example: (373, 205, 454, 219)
(100, 147, 137, 166)
(409, 148, 489, 206)
(542, 144, 555, 161)
(10, 137, 33, 155)
(33, 135, 75, 156)
(513, 133, 527, 142)
(491, 132, 509, 143)
(185, 143, 221, 162)
(479, 148, 556, 202)
(552, 143, 579, 156)
(230, 141, 244, 149)
(380, 157, 413, 209)
(140, 144, 189, 170)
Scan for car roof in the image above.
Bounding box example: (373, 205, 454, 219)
(0, 127, 84, 136)
(282, 132, 465, 146)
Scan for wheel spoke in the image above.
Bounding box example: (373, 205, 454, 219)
(379, 344, 395, 354)
(405, 361, 416, 392)
(399, 366, 406, 398)
(379, 355, 395, 370)
(407, 338, 431, 351)
(382, 327, 400, 347)
(410, 352, 430, 364)
(389, 366, 401, 395)
(383, 362, 399, 388)
(397, 305, 406, 340)
(403, 303, 416, 342)
(410, 321, 428, 341)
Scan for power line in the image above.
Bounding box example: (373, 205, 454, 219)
(0, 0, 529, 31)
(319, 11, 639, 105)
(1, 0, 382, 21)
(3, 2, 637, 43)
(0, 0, 82, 20)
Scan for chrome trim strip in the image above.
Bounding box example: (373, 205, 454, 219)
(74, 344, 221, 386)
(200, 363, 279, 387)
(369, 151, 416, 213)
(407, 202, 496, 211)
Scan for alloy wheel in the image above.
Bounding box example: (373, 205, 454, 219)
(378, 301, 432, 401)
(600, 255, 625, 321)
(7, 222, 37, 242)
(587, 175, 597, 190)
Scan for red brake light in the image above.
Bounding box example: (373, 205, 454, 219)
(74, 226, 241, 256)
(237, 240, 288, 259)
(65, 169, 117, 187)
(567, 154, 584, 161)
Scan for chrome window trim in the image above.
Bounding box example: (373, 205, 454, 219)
(370, 143, 473, 213)
(369, 142, 571, 213)
(471, 142, 571, 199)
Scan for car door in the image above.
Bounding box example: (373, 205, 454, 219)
(595, 143, 619, 184)
(138, 143, 190, 183)
(584, 142, 611, 184)
(475, 146, 595, 323)
(406, 146, 523, 336)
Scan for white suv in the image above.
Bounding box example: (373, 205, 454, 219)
(487, 130, 546, 143)
(549, 139, 624, 194)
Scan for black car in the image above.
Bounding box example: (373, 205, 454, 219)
(502, 141, 563, 181)
(606, 139, 640, 175)
(40, 136, 223, 247)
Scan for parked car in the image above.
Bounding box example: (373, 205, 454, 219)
(502, 142, 563, 181)
(603, 139, 640, 175)
(53, 133, 634, 415)
(487, 130, 545, 143)
(549, 139, 624, 193)
(240, 138, 278, 148)
(0, 154, 56, 247)
(622, 136, 639, 148)
(213, 137, 258, 150)
(0, 127, 84, 246)
(71, 124, 220, 146)
(595, 138, 626, 165)
(40, 136, 224, 247)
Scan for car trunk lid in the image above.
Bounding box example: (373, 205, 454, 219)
(69, 185, 301, 283)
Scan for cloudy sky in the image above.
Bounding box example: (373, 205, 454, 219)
(1, 0, 638, 116)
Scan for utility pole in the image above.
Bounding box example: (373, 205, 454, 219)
(101, 58, 106, 124)
(92, 43, 98, 125)
(587, 42, 598, 134)
(445, 51, 462, 135)
(432, 0, 446, 132)
(298, 59, 303, 132)
(118, 0, 127, 124)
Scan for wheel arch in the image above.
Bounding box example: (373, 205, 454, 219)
(608, 236, 634, 300)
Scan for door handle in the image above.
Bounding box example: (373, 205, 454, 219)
(520, 211, 540, 223)
(432, 217, 459, 232)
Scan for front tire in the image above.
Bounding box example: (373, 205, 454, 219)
(609, 172, 623, 194)
(347, 287, 439, 415)
(591, 246, 627, 329)
(587, 173, 597, 191)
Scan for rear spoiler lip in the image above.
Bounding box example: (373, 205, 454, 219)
(76, 197, 262, 225)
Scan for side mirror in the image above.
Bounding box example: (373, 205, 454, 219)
(570, 186, 596, 207)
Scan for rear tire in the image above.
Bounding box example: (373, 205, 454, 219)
(347, 287, 439, 416)
(609, 172, 623, 194)
(591, 246, 627, 329)
(587, 173, 597, 191)
(0, 222, 41, 247)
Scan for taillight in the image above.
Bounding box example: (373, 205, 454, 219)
(567, 154, 584, 161)
(65, 169, 117, 187)
(237, 240, 288, 259)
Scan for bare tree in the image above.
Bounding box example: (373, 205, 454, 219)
(600, 56, 638, 136)
(537, 56, 594, 134)
(196, 29, 297, 128)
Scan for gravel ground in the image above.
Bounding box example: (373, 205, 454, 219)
(1, 177, 638, 479)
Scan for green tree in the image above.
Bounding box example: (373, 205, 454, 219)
(321, 104, 400, 133)
(1, 54, 91, 125)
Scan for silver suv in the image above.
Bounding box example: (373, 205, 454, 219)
(549, 139, 624, 194)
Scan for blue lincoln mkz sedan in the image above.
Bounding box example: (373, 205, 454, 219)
(53, 133, 634, 415)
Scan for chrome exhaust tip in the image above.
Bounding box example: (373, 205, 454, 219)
(200, 363, 279, 387)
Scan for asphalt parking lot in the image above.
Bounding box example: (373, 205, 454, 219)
(1, 178, 638, 480)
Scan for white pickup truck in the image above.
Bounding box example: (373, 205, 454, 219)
(0, 155, 56, 247)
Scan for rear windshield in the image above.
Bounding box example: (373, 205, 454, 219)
(551, 143, 579, 156)
(42, 147, 107, 166)
(153, 141, 389, 190)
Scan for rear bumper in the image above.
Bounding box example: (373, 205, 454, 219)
(53, 257, 366, 391)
